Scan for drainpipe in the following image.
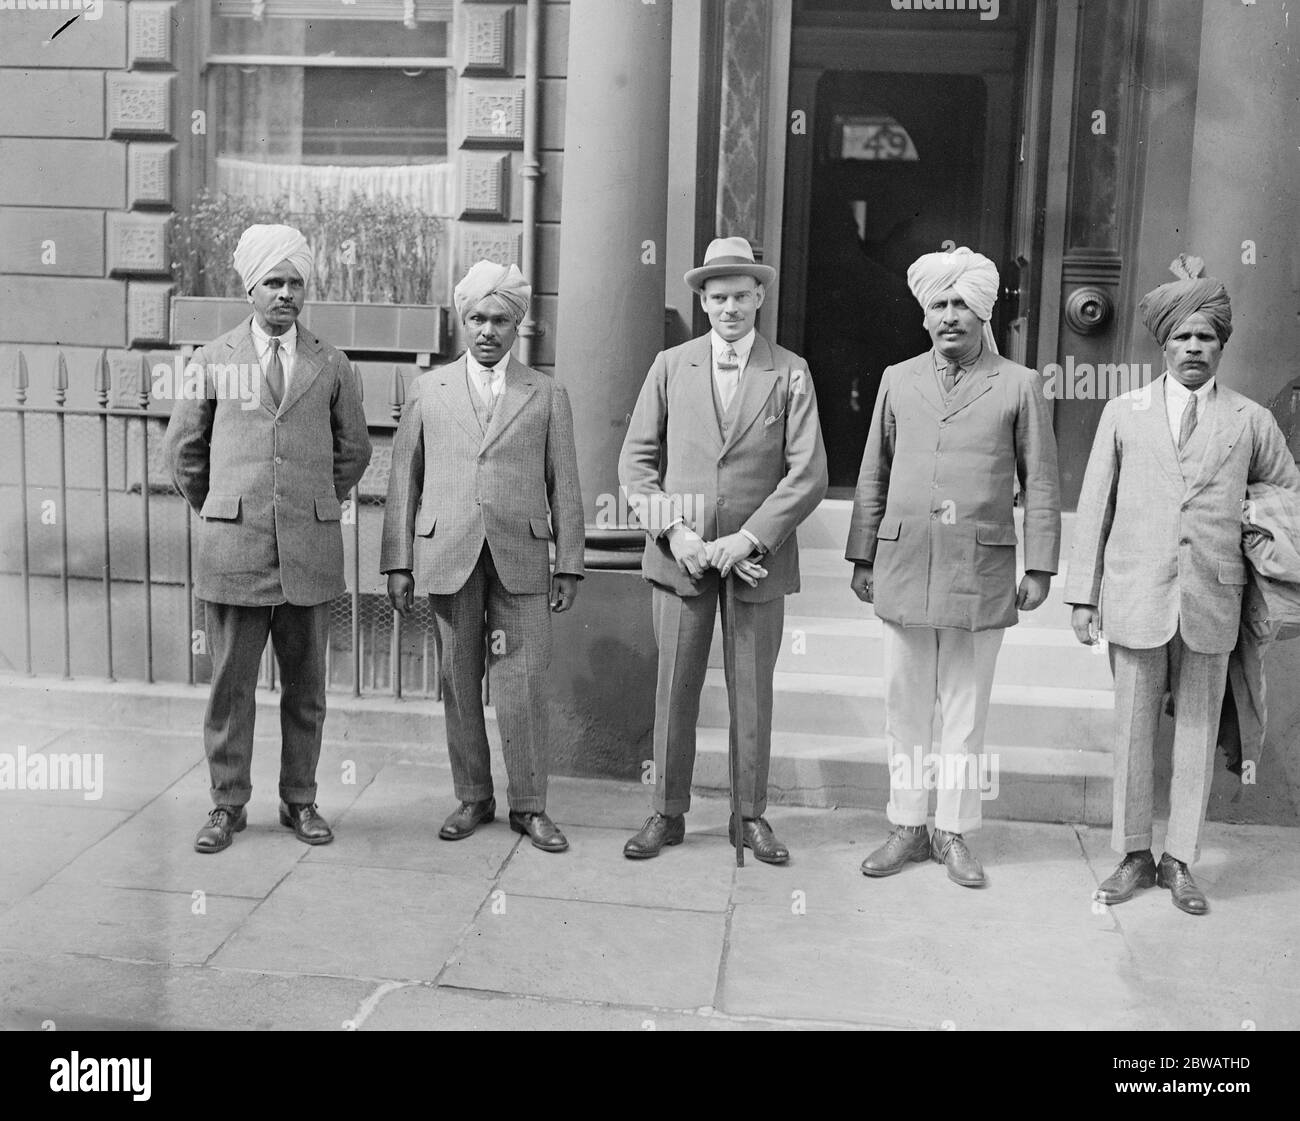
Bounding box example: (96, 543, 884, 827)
(518, 0, 543, 366)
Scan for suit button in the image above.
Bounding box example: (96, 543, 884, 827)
(717, 497, 726, 506)
(1180, 538, 1190, 546)
(931, 512, 939, 520)
(274, 456, 283, 464)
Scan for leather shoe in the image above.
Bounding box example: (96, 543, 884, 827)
(1094, 849, 1157, 904)
(861, 824, 931, 877)
(623, 813, 685, 859)
(194, 805, 246, 854)
(931, 828, 985, 887)
(509, 809, 569, 853)
(1158, 852, 1208, 915)
(279, 801, 334, 845)
(439, 797, 496, 840)
(728, 815, 790, 865)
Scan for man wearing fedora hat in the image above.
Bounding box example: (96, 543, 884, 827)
(619, 236, 829, 863)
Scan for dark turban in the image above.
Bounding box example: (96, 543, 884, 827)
(1138, 277, 1233, 347)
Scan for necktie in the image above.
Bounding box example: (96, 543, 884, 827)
(943, 361, 961, 396)
(1178, 391, 1198, 450)
(265, 336, 284, 409)
(481, 367, 498, 417)
(718, 346, 739, 410)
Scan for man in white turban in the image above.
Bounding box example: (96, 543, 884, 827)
(165, 223, 371, 855)
(382, 260, 584, 853)
(847, 246, 1061, 888)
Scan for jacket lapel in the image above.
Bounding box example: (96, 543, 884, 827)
(940, 347, 999, 420)
(437, 356, 484, 442)
(223, 321, 270, 415)
(721, 334, 778, 454)
(908, 353, 945, 415)
(480, 356, 537, 452)
(276, 325, 323, 418)
(1185, 384, 1248, 501)
(1144, 374, 1187, 490)
(686, 337, 724, 452)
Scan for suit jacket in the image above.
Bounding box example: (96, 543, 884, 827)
(618, 333, 828, 603)
(379, 354, 584, 595)
(164, 319, 372, 606)
(1065, 374, 1300, 654)
(845, 348, 1061, 631)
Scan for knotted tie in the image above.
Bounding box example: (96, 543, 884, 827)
(943, 360, 961, 396)
(717, 345, 740, 410)
(265, 336, 284, 409)
(1178, 392, 1198, 450)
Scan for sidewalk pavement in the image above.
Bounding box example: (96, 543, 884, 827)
(1, 708, 1298, 1031)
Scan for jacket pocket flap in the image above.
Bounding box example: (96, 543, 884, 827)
(977, 522, 1019, 546)
(1218, 561, 1248, 585)
(530, 515, 553, 540)
(200, 494, 241, 521)
(876, 516, 902, 541)
(315, 495, 342, 522)
(415, 508, 436, 537)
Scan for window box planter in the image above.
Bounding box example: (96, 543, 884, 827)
(169, 296, 449, 356)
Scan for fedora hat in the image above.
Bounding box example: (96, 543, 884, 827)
(684, 236, 776, 292)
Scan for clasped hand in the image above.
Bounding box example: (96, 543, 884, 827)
(668, 525, 768, 587)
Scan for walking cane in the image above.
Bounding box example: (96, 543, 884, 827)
(721, 570, 745, 867)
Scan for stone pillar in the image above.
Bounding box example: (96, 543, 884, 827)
(554, 0, 673, 522)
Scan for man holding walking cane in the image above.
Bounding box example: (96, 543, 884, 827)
(618, 237, 828, 864)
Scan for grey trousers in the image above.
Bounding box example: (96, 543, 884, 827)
(1109, 630, 1229, 865)
(650, 576, 784, 818)
(430, 543, 552, 813)
(202, 599, 330, 808)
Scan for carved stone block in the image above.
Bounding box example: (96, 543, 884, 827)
(462, 6, 513, 75)
(459, 152, 511, 219)
(109, 213, 172, 277)
(107, 73, 174, 137)
(460, 81, 524, 147)
(128, 143, 175, 208)
(127, 283, 174, 348)
(457, 223, 522, 273)
(129, 2, 176, 68)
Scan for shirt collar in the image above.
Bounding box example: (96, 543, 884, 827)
(1165, 373, 1215, 404)
(932, 345, 982, 375)
(250, 317, 297, 352)
(711, 328, 757, 366)
(466, 350, 510, 378)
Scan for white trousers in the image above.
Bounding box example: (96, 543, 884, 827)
(881, 621, 1005, 835)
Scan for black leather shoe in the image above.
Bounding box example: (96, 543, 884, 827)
(439, 797, 496, 841)
(931, 828, 985, 887)
(279, 801, 334, 845)
(1094, 849, 1157, 904)
(195, 805, 247, 854)
(509, 810, 569, 853)
(1158, 852, 1208, 915)
(861, 824, 931, 877)
(729, 815, 790, 865)
(623, 813, 685, 859)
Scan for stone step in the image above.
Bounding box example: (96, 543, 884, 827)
(688, 727, 1111, 824)
(698, 668, 1113, 751)
(707, 614, 1114, 688)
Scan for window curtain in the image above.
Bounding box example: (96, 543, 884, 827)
(214, 156, 453, 216)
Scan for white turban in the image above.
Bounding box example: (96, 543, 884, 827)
(233, 224, 314, 294)
(907, 246, 1001, 355)
(454, 260, 531, 324)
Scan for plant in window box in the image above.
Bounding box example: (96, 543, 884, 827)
(169, 188, 449, 354)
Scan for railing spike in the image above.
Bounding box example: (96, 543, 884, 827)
(390, 364, 405, 424)
(13, 350, 29, 402)
(53, 351, 69, 406)
(94, 349, 110, 405)
(138, 353, 152, 410)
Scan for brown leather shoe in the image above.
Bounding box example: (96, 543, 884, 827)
(509, 810, 569, 853)
(279, 801, 334, 845)
(931, 828, 985, 887)
(729, 815, 790, 865)
(1157, 852, 1208, 915)
(860, 824, 931, 877)
(1094, 849, 1157, 904)
(439, 797, 496, 841)
(195, 805, 247, 854)
(623, 813, 685, 859)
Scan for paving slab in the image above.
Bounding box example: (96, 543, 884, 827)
(208, 862, 487, 982)
(441, 895, 727, 1009)
(0, 802, 131, 908)
(0, 880, 258, 965)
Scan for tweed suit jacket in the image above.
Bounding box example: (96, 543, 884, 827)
(1065, 374, 1300, 654)
(379, 354, 584, 595)
(618, 333, 828, 603)
(165, 319, 372, 606)
(845, 348, 1061, 631)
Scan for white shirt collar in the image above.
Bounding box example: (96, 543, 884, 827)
(1165, 372, 1215, 405)
(711, 328, 757, 367)
(466, 350, 510, 379)
(932, 344, 982, 374)
(250, 317, 297, 352)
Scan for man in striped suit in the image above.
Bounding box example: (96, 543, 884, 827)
(380, 261, 584, 852)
